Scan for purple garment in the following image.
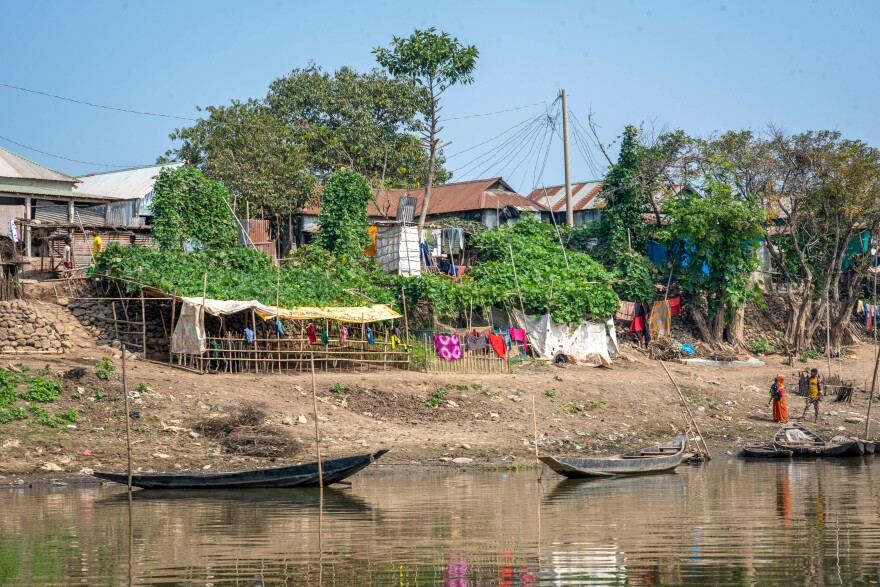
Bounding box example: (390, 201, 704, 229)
(433, 334, 463, 361)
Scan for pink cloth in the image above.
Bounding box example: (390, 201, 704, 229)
(305, 323, 317, 344)
(433, 334, 463, 361)
(339, 325, 348, 345)
(508, 328, 528, 353)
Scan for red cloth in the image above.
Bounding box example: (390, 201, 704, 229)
(629, 316, 645, 333)
(487, 333, 507, 358)
(305, 323, 317, 344)
(668, 297, 681, 316)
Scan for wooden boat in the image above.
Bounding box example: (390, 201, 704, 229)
(741, 443, 793, 458)
(93, 449, 388, 489)
(861, 440, 876, 455)
(539, 436, 685, 478)
(773, 423, 826, 456)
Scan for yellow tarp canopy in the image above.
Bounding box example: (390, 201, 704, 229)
(179, 296, 400, 324)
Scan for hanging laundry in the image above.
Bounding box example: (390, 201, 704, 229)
(508, 328, 529, 353)
(433, 334, 463, 361)
(629, 316, 645, 335)
(858, 300, 865, 315)
(650, 300, 672, 339)
(365, 326, 375, 345)
(465, 331, 488, 351)
(392, 326, 403, 339)
(390, 334, 403, 349)
(668, 297, 682, 317)
(487, 332, 507, 358)
(339, 326, 348, 345)
(321, 328, 329, 347)
(7, 219, 17, 243)
(275, 320, 286, 336)
(305, 323, 317, 344)
(244, 327, 255, 344)
(420, 242, 432, 267)
(616, 301, 637, 321)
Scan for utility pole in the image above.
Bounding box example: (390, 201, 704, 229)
(561, 89, 574, 227)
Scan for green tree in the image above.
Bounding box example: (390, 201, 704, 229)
(375, 28, 479, 234)
(593, 126, 649, 260)
(315, 170, 372, 258)
(266, 64, 447, 187)
(150, 167, 238, 252)
(660, 182, 765, 346)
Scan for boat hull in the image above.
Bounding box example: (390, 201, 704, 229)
(540, 436, 685, 478)
(742, 444, 793, 459)
(93, 450, 388, 489)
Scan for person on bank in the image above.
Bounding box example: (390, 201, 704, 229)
(802, 368, 823, 422)
(769, 374, 788, 423)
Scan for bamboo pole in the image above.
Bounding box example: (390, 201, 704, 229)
(533, 390, 542, 480)
(659, 360, 710, 460)
(311, 352, 324, 488)
(140, 290, 147, 359)
(401, 286, 410, 345)
(121, 343, 133, 491)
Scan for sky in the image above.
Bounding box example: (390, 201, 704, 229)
(1, 0, 878, 193)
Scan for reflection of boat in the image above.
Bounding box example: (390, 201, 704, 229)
(544, 469, 686, 503)
(742, 444, 793, 459)
(98, 487, 374, 514)
(773, 423, 861, 457)
(539, 436, 685, 478)
(93, 450, 388, 489)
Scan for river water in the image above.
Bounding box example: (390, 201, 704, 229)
(2, 458, 879, 586)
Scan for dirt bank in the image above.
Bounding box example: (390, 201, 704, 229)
(2, 334, 877, 486)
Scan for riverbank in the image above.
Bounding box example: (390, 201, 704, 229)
(1, 341, 877, 485)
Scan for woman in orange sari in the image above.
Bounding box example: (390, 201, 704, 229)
(769, 375, 788, 423)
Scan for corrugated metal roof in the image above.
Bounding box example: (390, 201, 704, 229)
(301, 177, 546, 218)
(0, 183, 118, 203)
(76, 162, 183, 203)
(526, 181, 604, 213)
(0, 147, 79, 183)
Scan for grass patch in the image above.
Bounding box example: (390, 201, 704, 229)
(426, 388, 446, 408)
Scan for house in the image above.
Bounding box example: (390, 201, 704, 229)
(296, 177, 544, 244)
(76, 162, 184, 226)
(526, 181, 604, 226)
(0, 146, 123, 261)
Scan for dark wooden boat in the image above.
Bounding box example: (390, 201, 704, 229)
(539, 436, 685, 478)
(861, 440, 876, 455)
(827, 436, 864, 457)
(741, 443, 793, 458)
(93, 449, 388, 489)
(773, 423, 825, 456)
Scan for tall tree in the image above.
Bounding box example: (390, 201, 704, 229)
(374, 28, 478, 234)
(266, 64, 447, 187)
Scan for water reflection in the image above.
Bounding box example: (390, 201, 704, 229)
(0, 458, 879, 585)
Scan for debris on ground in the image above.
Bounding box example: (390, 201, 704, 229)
(192, 401, 300, 458)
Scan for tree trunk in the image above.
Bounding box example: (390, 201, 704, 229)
(726, 305, 746, 347)
(691, 307, 722, 347)
(416, 85, 439, 238)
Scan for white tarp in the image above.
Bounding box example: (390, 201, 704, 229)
(171, 301, 206, 355)
(513, 311, 617, 367)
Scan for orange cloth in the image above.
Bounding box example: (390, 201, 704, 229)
(772, 394, 788, 423)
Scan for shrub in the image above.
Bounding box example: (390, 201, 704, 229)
(95, 358, 115, 381)
(21, 378, 61, 403)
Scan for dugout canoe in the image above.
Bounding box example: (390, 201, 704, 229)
(93, 449, 388, 489)
(539, 436, 686, 478)
(741, 443, 793, 459)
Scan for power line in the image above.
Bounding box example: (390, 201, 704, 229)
(0, 133, 143, 168)
(0, 82, 199, 121)
(445, 101, 546, 121)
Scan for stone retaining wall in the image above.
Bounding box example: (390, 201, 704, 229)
(67, 296, 173, 357)
(0, 300, 68, 353)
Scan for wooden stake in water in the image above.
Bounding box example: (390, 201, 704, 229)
(311, 352, 324, 488)
(121, 343, 133, 491)
(532, 390, 542, 480)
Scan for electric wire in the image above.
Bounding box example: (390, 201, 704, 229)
(0, 133, 142, 168)
(451, 114, 546, 178)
